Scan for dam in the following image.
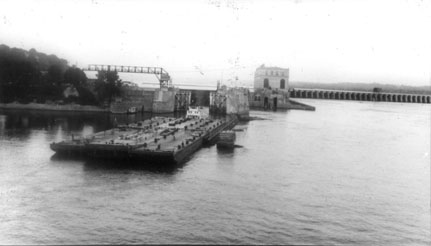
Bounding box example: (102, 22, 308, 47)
(289, 88, 431, 104)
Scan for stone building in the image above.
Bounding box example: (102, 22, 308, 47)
(250, 64, 290, 110)
(254, 64, 289, 90)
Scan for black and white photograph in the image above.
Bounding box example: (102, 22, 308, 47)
(0, 0, 430, 244)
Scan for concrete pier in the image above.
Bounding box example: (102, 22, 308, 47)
(210, 86, 250, 118)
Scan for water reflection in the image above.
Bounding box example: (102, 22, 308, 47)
(0, 115, 6, 136)
(50, 152, 87, 162)
(0, 109, 109, 133)
(82, 158, 184, 175)
(81, 125, 95, 137)
(1, 101, 430, 245)
(1, 108, 180, 126)
(50, 152, 184, 175)
(0, 109, 185, 137)
(216, 147, 235, 154)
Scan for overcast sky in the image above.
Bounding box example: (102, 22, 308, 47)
(1, 0, 430, 87)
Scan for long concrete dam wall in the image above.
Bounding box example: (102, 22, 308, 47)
(290, 89, 431, 104)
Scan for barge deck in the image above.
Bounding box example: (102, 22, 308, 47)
(51, 115, 238, 164)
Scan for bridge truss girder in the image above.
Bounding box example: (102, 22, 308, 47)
(85, 64, 172, 88)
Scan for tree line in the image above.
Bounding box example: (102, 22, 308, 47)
(0, 44, 122, 106)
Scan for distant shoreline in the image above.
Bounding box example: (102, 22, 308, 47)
(0, 102, 108, 112)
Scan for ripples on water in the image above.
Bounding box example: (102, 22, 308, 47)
(0, 100, 430, 244)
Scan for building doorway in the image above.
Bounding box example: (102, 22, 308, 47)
(273, 97, 278, 110)
(264, 97, 269, 109)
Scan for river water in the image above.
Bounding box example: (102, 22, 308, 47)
(0, 100, 429, 245)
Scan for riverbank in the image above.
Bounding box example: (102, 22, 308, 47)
(0, 102, 108, 112)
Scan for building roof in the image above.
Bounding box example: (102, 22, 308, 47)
(257, 64, 289, 70)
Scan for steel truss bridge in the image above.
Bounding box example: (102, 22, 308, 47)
(85, 64, 172, 88)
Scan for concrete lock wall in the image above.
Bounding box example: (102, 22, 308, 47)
(226, 88, 250, 117)
(175, 91, 191, 111)
(152, 88, 175, 113)
(209, 87, 250, 116)
(110, 88, 155, 113)
(249, 88, 290, 109)
(209, 91, 227, 114)
(142, 90, 155, 112)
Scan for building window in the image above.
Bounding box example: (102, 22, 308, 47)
(264, 78, 269, 88)
(265, 71, 268, 76)
(280, 79, 286, 89)
(276, 71, 279, 76)
(281, 72, 284, 76)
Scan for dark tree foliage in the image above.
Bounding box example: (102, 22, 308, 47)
(0, 45, 42, 102)
(48, 64, 64, 86)
(64, 66, 87, 87)
(94, 70, 122, 107)
(0, 44, 69, 103)
(75, 86, 98, 105)
(0, 44, 101, 106)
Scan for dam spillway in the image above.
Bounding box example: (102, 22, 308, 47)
(290, 89, 431, 104)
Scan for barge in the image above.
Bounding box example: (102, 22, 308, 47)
(217, 130, 236, 149)
(50, 113, 238, 164)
